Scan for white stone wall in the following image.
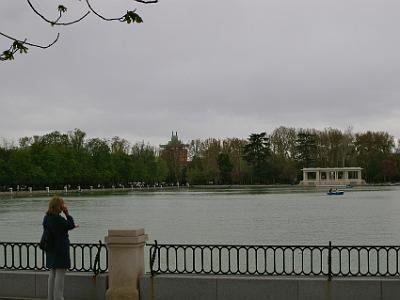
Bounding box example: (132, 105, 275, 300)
(0, 271, 108, 300)
(140, 274, 400, 300)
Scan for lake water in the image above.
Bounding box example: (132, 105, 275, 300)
(1, 186, 400, 245)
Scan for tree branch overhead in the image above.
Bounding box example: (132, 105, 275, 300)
(1, 0, 158, 61)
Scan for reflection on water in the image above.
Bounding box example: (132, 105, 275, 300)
(1, 186, 400, 245)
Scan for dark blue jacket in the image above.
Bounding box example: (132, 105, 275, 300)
(42, 213, 75, 269)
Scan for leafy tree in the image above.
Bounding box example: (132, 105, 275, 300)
(160, 133, 188, 184)
(131, 142, 167, 184)
(221, 138, 249, 184)
(294, 130, 318, 169)
(244, 133, 270, 164)
(0, 158, 8, 187)
(188, 139, 203, 161)
(271, 156, 297, 184)
(270, 126, 297, 159)
(201, 139, 222, 184)
(339, 127, 357, 167)
(111, 136, 130, 154)
(8, 148, 31, 186)
(0, 0, 157, 61)
(131, 143, 148, 182)
(69, 129, 86, 153)
(19, 136, 33, 148)
(86, 137, 113, 185)
(217, 153, 233, 184)
(388, 152, 400, 182)
(0, 147, 11, 183)
(383, 159, 396, 182)
(154, 157, 168, 184)
(354, 131, 395, 182)
(187, 156, 207, 184)
(187, 138, 250, 185)
(39, 131, 69, 146)
(243, 132, 271, 183)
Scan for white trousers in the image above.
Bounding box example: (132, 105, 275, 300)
(48, 268, 66, 300)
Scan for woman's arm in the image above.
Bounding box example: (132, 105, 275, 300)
(53, 213, 76, 231)
(56, 205, 76, 230)
(64, 214, 76, 230)
(63, 205, 76, 230)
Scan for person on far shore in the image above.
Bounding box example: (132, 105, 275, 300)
(43, 196, 78, 300)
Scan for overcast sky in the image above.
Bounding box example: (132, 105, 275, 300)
(1, 0, 400, 146)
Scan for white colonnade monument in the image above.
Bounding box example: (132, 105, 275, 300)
(300, 167, 366, 186)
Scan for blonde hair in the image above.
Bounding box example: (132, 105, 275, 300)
(47, 196, 64, 214)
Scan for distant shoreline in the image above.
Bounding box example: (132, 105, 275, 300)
(0, 185, 283, 197)
(0, 186, 179, 198)
(1, 183, 399, 198)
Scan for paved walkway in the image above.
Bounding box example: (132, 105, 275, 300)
(0, 298, 46, 300)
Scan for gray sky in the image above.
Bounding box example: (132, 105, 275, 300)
(1, 0, 400, 146)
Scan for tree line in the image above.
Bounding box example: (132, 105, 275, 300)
(0, 127, 399, 191)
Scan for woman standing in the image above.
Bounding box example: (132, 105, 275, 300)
(42, 196, 77, 300)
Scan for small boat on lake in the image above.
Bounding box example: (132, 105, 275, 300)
(327, 189, 344, 195)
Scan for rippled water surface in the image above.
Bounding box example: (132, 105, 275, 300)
(1, 186, 400, 245)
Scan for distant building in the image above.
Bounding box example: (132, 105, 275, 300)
(160, 132, 189, 183)
(300, 167, 366, 186)
(160, 131, 188, 165)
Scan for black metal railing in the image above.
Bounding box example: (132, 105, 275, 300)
(148, 241, 400, 278)
(0, 241, 108, 274)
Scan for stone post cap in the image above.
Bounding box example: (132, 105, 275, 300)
(105, 228, 148, 246)
(108, 228, 145, 237)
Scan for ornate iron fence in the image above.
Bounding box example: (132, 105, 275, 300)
(0, 241, 108, 275)
(148, 241, 400, 278)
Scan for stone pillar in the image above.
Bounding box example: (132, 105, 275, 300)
(105, 229, 148, 300)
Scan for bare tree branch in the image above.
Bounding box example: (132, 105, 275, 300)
(85, 0, 125, 22)
(133, 0, 158, 4)
(0, 43, 16, 61)
(26, 0, 91, 26)
(1, 31, 60, 60)
(85, 0, 144, 24)
(0, 31, 60, 49)
(1, 0, 158, 61)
